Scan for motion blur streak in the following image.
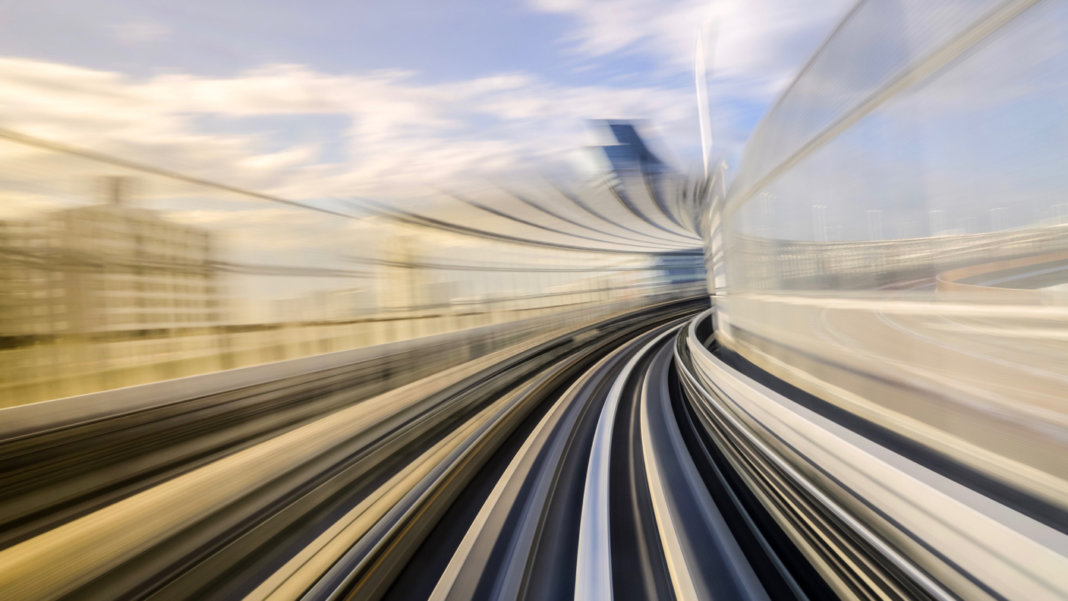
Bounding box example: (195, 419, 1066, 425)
(702, 0, 1068, 599)
(1, 0, 1068, 600)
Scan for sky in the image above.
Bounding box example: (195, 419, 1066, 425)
(0, 0, 853, 200)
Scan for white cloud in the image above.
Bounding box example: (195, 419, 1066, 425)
(528, 0, 854, 156)
(530, 0, 850, 79)
(0, 1, 854, 208)
(0, 0, 851, 231)
(0, 57, 696, 202)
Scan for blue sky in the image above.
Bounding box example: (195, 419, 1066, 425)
(0, 0, 852, 199)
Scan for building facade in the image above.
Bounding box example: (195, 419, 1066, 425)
(0, 178, 220, 343)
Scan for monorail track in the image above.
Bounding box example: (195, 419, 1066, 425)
(2, 299, 1063, 600)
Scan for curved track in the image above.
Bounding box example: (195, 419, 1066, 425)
(2, 298, 1062, 600)
(0, 299, 782, 600)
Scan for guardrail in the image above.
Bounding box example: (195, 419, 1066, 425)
(675, 309, 1068, 601)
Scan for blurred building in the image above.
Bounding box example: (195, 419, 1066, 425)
(597, 121, 670, 177)
(376, 228, 425, 314)
(584, 120, 688, 232)
(651, 250, 706, 287)
(0, 177, 219, 343)
(273, 287, 375, 323)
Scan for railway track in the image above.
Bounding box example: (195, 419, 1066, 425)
(1, 299, 1063, 600)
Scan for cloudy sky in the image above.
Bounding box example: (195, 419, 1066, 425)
(0, 0, 852, 199)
